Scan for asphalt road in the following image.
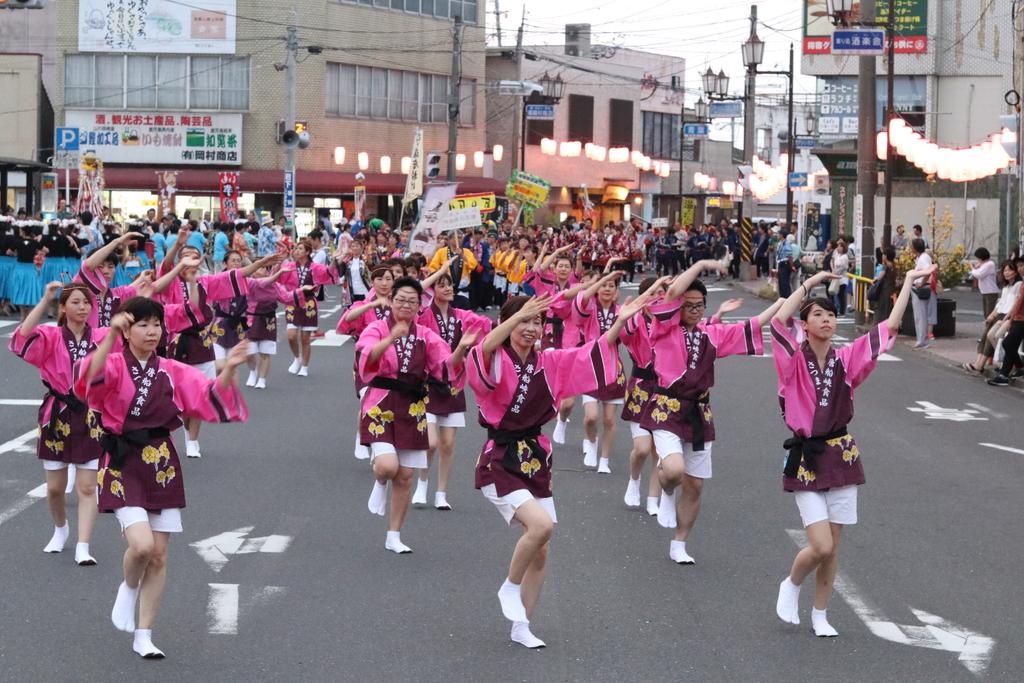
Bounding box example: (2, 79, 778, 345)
(0, 286, 1021, 682)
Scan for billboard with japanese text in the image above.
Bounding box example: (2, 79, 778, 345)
(803, 0, 928, 55)
(78, 0, 236, 54)
(817, 76, 926, 140)
(64, 111, 242, 165)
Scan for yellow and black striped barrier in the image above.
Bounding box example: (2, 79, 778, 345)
(740, 217, 753, 262)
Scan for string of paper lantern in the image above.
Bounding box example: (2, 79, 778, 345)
(538, 137, 671, 176)
(878, 118, 1015, 182)
(331, 144, 505, 172)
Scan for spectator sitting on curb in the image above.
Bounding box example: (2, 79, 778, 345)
(986, 258, 1024, 386)
(963, 259, 1021, 375)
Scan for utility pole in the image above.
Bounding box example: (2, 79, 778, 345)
(740, 4, 757, 279)
(881, 0, 896, 250)
(784, 42, 796, 231)
(447, 14, 464, 182)
(285, 25, 298, 187)
(856, 0, 877, 279)
(514, 12, 525, 171)
(494, 0, 503, 47)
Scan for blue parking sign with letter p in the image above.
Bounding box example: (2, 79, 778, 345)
(56, 127, 80, 151)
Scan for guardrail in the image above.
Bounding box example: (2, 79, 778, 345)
(848, 273, 875, 320)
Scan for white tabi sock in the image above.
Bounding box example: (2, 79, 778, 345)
(65, 464, 77, 493)
(646, 496, 660, 516)
(624, 478, 641, 507)
(245, 370, 258, 387)
(497, 578, 529, 623)
(255, 378, 267, 389)
(411, 479, 428, 506)
(510, 621, 546, 648)
(111, 581, 139, 632)
(669, 539, 695, 565)
(288, 357, 301, 374)
(132, 629, 165, 658)
(811, 607, 838, 637)
(185, 440, 201, 459)
(776, 577, 801, 625)
(297, 366, 309, 377)
(434, 491, 452, 510)
(43, 522, 69, 553)
(367, 481, 388, 516)
(384, 530, 412, 554)
(75, 542, 97, 566)
(353, 432, 370, 460)
(552, 418, 568, 445)
(657, 489, 678, 529)
(597, 457, 611, 474)
(582, 439, 598, 468)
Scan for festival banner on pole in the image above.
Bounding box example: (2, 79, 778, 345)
(409, 184, 459, 257)
(219, 172, 239, 221)
(450, 192, 496, 213)
(403, 128, 424, 205)
(75, 152, 105, 216)
(156, 171, 180, 220)
(506, 169, 551, 208)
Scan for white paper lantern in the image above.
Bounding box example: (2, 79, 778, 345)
(333, 146, 346, 165)
(358, 152, 369, 171)
(473, 150, 484, 168)
(492, 144, 504, 162)
(380, 156, 391, 174)
(401, 156, 412, 174)
(455, 153, 466, 171)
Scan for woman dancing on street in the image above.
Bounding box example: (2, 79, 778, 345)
(357, 277, 476, 553)
(412, 271, 492, 510)
(468, 291, 652, 648)
(9, 281, 112, 565)
(75, 297, 249, 658)
(771, 265, 934, 636)
(278, 238, 339, 377)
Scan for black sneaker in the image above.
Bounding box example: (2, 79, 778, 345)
(987, 374, 1010, 386)
(1009, 369, 1024, 379)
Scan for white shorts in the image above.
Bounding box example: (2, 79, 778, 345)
(369, 442, 428, 469)
(629, 423, 652, 440)
(247, 340, 277, 355)
(114, 506, 183, 533)
(794, 485, 858, 527)
(287, 324, 319, 332)
(652, 430, 713, 479)
(192, 360, 217, 380)
(426, 412, 466, 428)
(481, 484, 558, 526)
(43, 458, 99, 471)
(214, 344, 228, 361)
(581, 394, 625, 406)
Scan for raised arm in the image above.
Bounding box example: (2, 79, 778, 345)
(579, 270, 621, 305)
(603, 288, 657, 345)
(480, 295, 553, 363)
(84, 232, 141, 272)
(240, 253, 283, 278)
(755, 297, 787, 327)
(888, 264, 937, 335)
(343, 296, 387, 323)
(663, 258, 725, 302)
(420, 255, 456, 290)
(19, 281, 61, 336)
(773, 270, 839, 323)
(160, 228, 190, 273)
(84, 312, 129, 384)
(151, 255, 200, 293)
(530, 241, 550, 273)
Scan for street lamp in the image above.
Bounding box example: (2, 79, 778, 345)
(805, 110, 818, 136)
(695, 97, 709, 121)
(520, 72, 565, 175)
(825, 0, 856, 26)
(540, 72, 565, 101)
(741, 30, 764, 69)
(702, 68, 717, 98)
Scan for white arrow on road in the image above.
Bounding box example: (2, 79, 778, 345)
(786, 529, 995, 675)
(311, 331, 352, 347)
(906, 401, 988, 422)
(190, 526, 292, 573)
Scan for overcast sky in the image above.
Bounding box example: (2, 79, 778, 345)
(489, 0, 814, 99)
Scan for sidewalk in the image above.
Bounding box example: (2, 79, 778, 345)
(730, 276, 996, 374)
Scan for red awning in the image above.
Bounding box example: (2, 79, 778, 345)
(67, 168, 507, 196)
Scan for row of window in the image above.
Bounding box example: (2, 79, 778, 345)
(325, 63, 475, 126)
(65, 55, 249, 112)
(339, 0, 478, 23)
(525, 98, 683, 159)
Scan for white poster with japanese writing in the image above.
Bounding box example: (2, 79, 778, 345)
(78, 0, 236, 54)
(65, 111, 242, 165)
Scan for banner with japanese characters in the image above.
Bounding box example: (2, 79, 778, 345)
(78, 0, 236, 53)
(803, 0, 928, 55)
(219, 172, 239, 222)
(64, 111, 242, 165)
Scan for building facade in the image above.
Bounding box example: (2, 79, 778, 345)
(45, 0, 500, 227)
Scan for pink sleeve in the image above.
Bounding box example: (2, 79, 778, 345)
(769, 317, 802, 389)
(311, 263, 338, 286)
(648, 299, 682, 343)
(112, 284, 137, 300)
(74, 264, 106, 295)
(541, 335, 620, 402)
(548, 291, 573, 320)
(837, 323, 892, 389)
(355, 320, 390, 379)
(569, 291, 595, 329)
(163, 301, 207, 335)
(524, 270, 556, 297)
(199, 269, 247, 302)
(8, 324, 60, 368)
(167, 361, 249, 423)
(73, 351, 122, 406)
(705, 317, 763, 357)
(277, 267, 299, 290)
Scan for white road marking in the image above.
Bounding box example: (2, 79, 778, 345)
(319, 304, 342, 317)
(191, 526, 293, 573)
(27, 483, 47, 498)
(0, 429, 38, 455)
(0, 320, 19, 330)
(207, 583, 239, 634)
(966, 403, 1008, 420)
(0, 481, 48, 530)
(978, 442, 1024, 456)
(0, 399, 43, 406)
(786, 529, 995, 675)
(311, 331, 352, 347)
(906, 401, 988, 422)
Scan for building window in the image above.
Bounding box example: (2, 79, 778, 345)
(64, 54, 249, 111)
(568, 94, 594, 144)
(325, 62, 474, 126)
(340, 0, 476, 23)
(756, 127, 772, 160)
(642, 111, 680, 159)
(525, 118, 554, 145)
(609, 99, 633, 148)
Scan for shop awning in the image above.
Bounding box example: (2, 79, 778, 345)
(67, 168, 507, 196)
